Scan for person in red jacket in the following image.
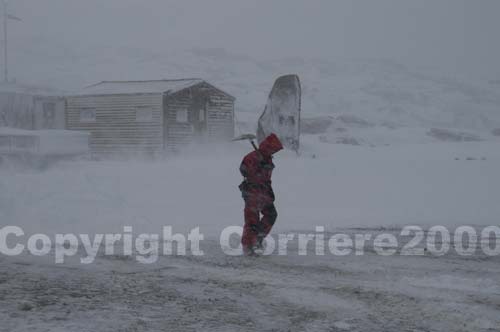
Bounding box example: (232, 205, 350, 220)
(239, 133, 284, 255)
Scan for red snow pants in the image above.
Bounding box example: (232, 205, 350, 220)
(241, 187, 277, 250)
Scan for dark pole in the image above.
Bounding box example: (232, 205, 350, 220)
(3, 0, 7, 83)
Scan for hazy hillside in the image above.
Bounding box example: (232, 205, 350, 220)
(9, 44, 500, 137)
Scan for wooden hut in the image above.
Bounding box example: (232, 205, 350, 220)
(66, 79, 235, 157)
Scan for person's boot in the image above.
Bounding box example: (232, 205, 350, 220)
(256, 235, 264, 249)
(254, 234, 266, 254)
(243, 246, 258, 256)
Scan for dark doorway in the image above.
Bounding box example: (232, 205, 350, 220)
(189, 95, 208, 136)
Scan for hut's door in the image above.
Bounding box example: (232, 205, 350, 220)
(189, 95, 208, 137)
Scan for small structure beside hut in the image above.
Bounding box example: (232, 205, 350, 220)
(0, 83, 66, 130)
(0, 83, 89, 164)
(66, 79, 235, 157)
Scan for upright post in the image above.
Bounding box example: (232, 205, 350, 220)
(3, 0, 8, 83)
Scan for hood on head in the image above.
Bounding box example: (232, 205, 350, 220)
(259, 133, 283, 156)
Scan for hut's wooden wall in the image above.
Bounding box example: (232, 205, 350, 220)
(164, 82, 234, 151)
(164, 91, 195, 151)
(204, 83, 235, 140)
(66, 93, 163, 157)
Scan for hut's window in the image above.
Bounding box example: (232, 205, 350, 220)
(176, 109, 188, 123)
(79, 108, 96, 122)
(199, 109, 205, 122)
(136, 108, 153, 122)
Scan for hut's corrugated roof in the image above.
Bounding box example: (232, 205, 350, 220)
(81, 79, 205, 95)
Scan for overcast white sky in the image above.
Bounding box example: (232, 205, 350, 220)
(8, 0, 500, 78)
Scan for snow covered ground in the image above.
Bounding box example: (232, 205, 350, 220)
(1, 235, 499, 332)
(1, 138, 500, 331)
(2, 137, 500, 235)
